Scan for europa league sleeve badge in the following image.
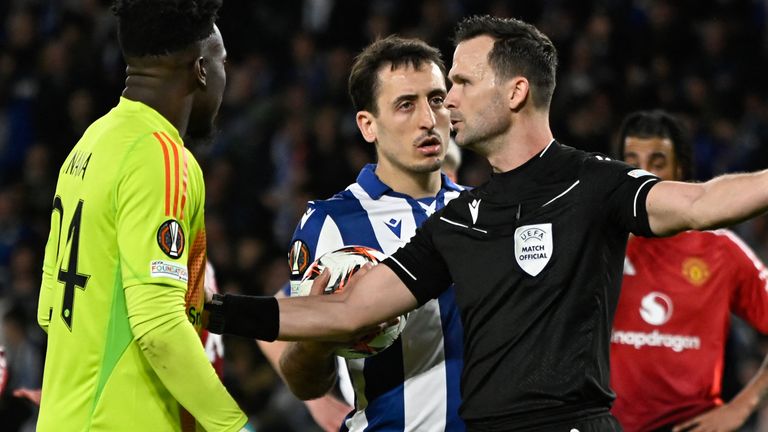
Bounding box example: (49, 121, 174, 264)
(157, 219, 185, 259)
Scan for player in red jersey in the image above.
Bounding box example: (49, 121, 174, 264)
(611, 110, 768, 432)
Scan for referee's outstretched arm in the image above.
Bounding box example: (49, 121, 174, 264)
(207, 264, 419, 342)
(646, 170, 768, 236)
(207, 169, 768, 343)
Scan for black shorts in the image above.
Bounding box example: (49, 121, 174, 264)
(561, 413, 623, 432)
(530, 413, 623, 432)
(467, 412, 623, 431)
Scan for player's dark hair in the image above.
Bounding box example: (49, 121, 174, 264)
(616, 110, 694, 181)
(112, 0, 222, 57)
(349, 35, 445, 115)
(453, 15, 558, 109)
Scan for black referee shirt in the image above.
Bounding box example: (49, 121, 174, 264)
(383, 141, 660, 430)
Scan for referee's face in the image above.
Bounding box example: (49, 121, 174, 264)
(446, 36, 511, 153)
(359, 62, 450, 176)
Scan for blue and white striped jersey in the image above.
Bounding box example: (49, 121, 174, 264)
(286, 164, 466, 432)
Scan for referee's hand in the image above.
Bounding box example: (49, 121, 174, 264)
(308, 268, 332, 296)
(309, 264, 393, 341)
(308, 263, 375, 296)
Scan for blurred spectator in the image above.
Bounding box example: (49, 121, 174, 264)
(0, 305, 41, 431)
(1, 1, 768, 430)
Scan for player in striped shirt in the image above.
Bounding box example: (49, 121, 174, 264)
(611, 110, 768, 432)
(258, 36, 466, 431)
(36, 1, 247, 431)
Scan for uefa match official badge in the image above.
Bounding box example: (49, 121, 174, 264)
(514, 223, 552, 276)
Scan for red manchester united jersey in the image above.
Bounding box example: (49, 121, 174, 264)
(610, 230, 768, 431)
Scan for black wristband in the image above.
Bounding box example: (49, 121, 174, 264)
(205, 293, 227, 334)
(205, 293, 279, 342)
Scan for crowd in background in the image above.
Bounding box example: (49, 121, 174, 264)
(1, 0, 768, 430)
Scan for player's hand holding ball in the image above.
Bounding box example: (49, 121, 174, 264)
(292, 246, 407, 359)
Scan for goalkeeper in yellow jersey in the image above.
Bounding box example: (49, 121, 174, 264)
(36, 0, 248, 431)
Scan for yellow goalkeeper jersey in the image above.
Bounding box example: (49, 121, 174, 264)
(37, 97, 246, 431)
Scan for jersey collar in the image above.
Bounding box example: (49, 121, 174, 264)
(491, 139, 559, 180)
(356, 163, 463, 200)
(117, 97, 184, 145)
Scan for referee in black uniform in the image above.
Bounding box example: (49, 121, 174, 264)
(207, 16, 768, 431)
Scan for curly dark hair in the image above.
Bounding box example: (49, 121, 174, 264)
(112, 0, 222, 57)
(615, 110, 694, 181)
(454, 15, 558, 109)
(349, 35, 445, 114)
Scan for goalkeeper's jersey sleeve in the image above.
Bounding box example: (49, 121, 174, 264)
(37, 97, 246, 432)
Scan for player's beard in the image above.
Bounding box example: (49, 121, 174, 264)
(409, 157, 443, 174)
(378, 137, 445, 176)
(379, 151, 443, 176)
(185, 114, 219, 150)
(455, 91, 509, 155)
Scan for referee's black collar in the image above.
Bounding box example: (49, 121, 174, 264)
(491, 139, 558, 180)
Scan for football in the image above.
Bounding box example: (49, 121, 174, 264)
(291, 245, 407, 359)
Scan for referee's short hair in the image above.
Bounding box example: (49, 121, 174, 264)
(454, 15, 558, 110)
(616, 110, 695, 181)
(349, 35, 445, 115)
(112, 0, 222, 57)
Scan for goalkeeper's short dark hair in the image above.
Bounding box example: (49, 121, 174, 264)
(112, 0, 222, 57)
(349, 35, 445, 115)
